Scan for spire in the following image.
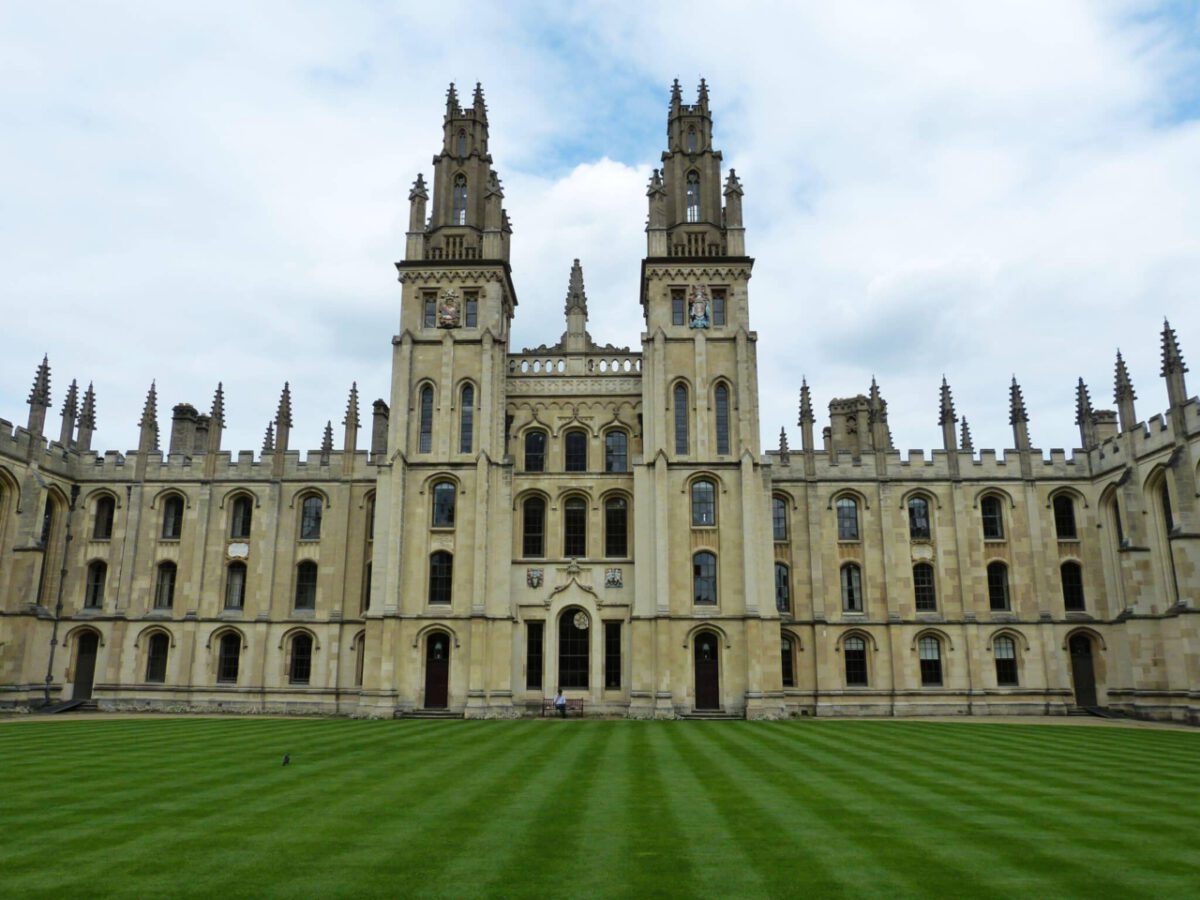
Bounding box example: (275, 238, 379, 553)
(342, 381, 360, 465)
(209, 382, 225, 429)
(262, 421, 275, 453)
(58, 378, 78, 447)
(1114, 349, 1137, 431)
(320, 420, 334, 466)
(76, 382, 96, 451)
(778, 427, 790, 465)
(1009, 377, 1030, 450)
(1161, 318, 1189, 407)
(138, 381, 159, 453)
(939, 377, 958, 454)
(697, 77, 709, 112)
(1076, 377, 1095, 449)
(960, 417, 974, 452)
(867, 376, 892, 451)
(273, 382, 292, 462)
(798, 378, 813, 426)
(564, 258, 588, 317)
(344, 382, 360, 429)
(472, 81, 487, 119)
(26, 354, 51, 436)
(670, 77, 682, 113)
(445, 82, 459, 118)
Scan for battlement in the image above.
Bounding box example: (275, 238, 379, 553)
(767, 446, 1088, 482)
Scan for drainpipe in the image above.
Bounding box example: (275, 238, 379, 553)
(43, 485, 80, 706)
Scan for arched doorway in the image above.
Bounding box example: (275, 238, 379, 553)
(1069, 633, 1097, 708)
(424, 632, 450, 709)
(73, 631, 99, 700)
(693, 632, 720, 710)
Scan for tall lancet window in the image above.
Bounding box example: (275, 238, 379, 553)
(456, 129, 467, 158)
(685, 171, 700, 223)
(687, 127, 697, 154)
(714, 384, 730, 455)
(459, 384, 474, 454)
(453, 174, 468, 226)
(419, 386, 434, 453)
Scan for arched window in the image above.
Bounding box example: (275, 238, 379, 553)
(686, 126, 697, 154)
(1111, 496, 1125, 547)
(836, 497, 859, 541)
(693, 551, 717, 604)
(841, 563, 863, 612)
(225, 562, 246, 610)
(418, 386, 434, 454)
(289, 633, 313, 685)
(154, 562, 176, 609)
(295, 561, 318, 610)
(714, 383, 731, 455)
(366, 494, 376, 542)
(93, 496, 115, 540)
(994, 635, 1018, 685)
(775, 563, 791, 613)
(1053, 495, 1078, 540)
(564, 429, 588, 472)
(563, 497, 587, 557)
(40, 498, 55, 547)
(908, 496, 930, 540)
(604, 431, 628, 473)
(781, 636, 796, 688)
(558, 608, 589, 689)
(772, 496, 788, 541)
(691, 479, 716, 526)
(918, 636, 943, 686)
(161, 495, 184, 539)
(217, 632, 240, 684)
(604, 497, 628, 558)
(300, 495, 323, 540)
(674, 384, 690, 454)
(431, 481, 456, 528)
(523, 497, 545, 557)
(524, 430, 547, 472)
(1161, 482, 1175, 533)
(1061, 562, 1085, 611)
(429, 552, 453, 604)
(84, 561, 106, 609)
(452, 174, 468, 225)
(987, 562, 1010, 611)
(913, 563, 936, 612)
(981, 495, 1004, 539)
(145, 632, 169, 683)
(361, 562, 372, 614)
(844, 636, 868, 686)
(459, 384, 474, 454)
(456, 129, 467, 158)
(686, 171, 700, 223)
(230, 495, 253, 540)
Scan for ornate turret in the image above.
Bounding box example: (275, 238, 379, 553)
(1161, 318, 1189, 407)
(26, 355, 51, 438)
(76, 382, 96, 452)
(1114, 349, 1137, 432)
(58, 379, 78, 447)
(1009, 377, 1030, 450)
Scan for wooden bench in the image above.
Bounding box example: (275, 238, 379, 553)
(541, 698, 585, 718)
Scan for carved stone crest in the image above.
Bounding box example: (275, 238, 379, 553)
(438, 289, 461, 328)
(605, 568, 623, 588)
(526, 567, 544, 589)
(688, 285, 710, 329)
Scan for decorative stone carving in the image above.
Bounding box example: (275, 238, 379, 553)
(605, 568, 623, 588)
(688, 285, 710, 329)
(573, 610, 590, 630)
(438, 289, 461, 328)
(227, 542, 249, 559)
(526, 568, 544, 588)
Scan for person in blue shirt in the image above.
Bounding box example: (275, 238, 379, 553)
(553, 689, 567, 718)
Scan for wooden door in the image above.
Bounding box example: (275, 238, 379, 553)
(694, 633, 720, 710)
(1069, 634, 1097, 708)
(74, 632, 98, 701)
(424, 633, 450, 709)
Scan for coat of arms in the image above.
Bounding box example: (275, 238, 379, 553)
(526, 568, 544, 589)
(438, 289, 462, 328)
(605, 568, 623, 588)
(688, 285, 710, 329)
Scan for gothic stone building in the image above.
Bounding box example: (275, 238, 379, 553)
(2, 82, 1198, 722)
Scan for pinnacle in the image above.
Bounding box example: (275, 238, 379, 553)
(798, 378, 813, 426)
(28, 354, 51, 407)
(210, 382, 225, 427)
(262, 421, 275, 453)
(960, 417, 974, 451)
(344, 382, 360, 428)
(1161, 317, 1188, 375)
(62, 379, 78, 416)
(139, 380, 158, 427)
(564, 258, 588, 316)
(79, 382, 96, 427)
(276, 382, 293, 428)
(1008, 376, 1028, 425)
(321, 420, 334, 453)
(409, 173, 428, 200)
(1074, 377, 1093, 426)
(938, 377, 956, 426)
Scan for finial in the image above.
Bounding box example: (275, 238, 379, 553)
(139, 380, 158, 427)
(670, 78, 682, 110)
(1009, 376, 1028, 425)
(473, 81, 485, 109)
(723, 168, 743, 196)
(1161, 318, 1188, 376)
(79, 382, 96, 429)
(798, 377, 813, 425)
(697, 77, 709, 106)
(344, 382, 360, 428)
(321, 420, 334, 456)
(564, 258, 588, 316)
(61, 379, 78, 418)
(1074, 378, 1093, 426)
(778, 427, 790, 464)
(960, 417, 974, 451)
(938, 376, 957, 426)
(276, 382, 293, 428)
(445, 82, 459, 115)
(646, 168, 665, 197)
(1114, 349, 1136, 401)
(28, 354, 51, 408)
(409, 173, 429, 201)
(210, 382, 225, 428)
(262, 421, 275, 453)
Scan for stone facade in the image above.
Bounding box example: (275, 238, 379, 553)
(2, 81, 1198, 722)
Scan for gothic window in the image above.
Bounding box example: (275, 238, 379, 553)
(844, 636, 868, 686)
(459, 384, 474, 454)
(919, 636, 943, 686)
(465, 296, 478, 327)
(1161, 482, 1175, 533)
(715, 383, 730, 455)
(84, 561, 106, 609)
(674, 384, 689, 454)
(423, 295, 437, 328)
(604, 430, 628, 473)
(361, 562, 372, 614)
(691, 479, 716, 526)
(429, 552, 453, 604)
(230, 495, 253, 540)
(775, 562, 791, 613)
(300, 495, 323, 540)
(225, 562, 246, 610)
(994, 635, 1018, 686)
(456, 129, 467, 158)
(836, 497, 860, 541)
(452, 174, 468, 226)
(154, 562, 176, 610)
(772, 495, 788, 541)
(161, 495, 184, 540)
(987, 562, 1010, 611)
(1061, 562, 1085, 611)
(981, 495, 1005, 540)
(712, 291, 726, 326)
(295, 561, 318, 610)
(524, 430, 547, 472)
(522, 497, 545, 557)
(558, 608, 589, 689)
(605, 621, 622, 689)
(908, 496, 931, 540)
(781, 636, 796, 688)
(671, 290, 686, 326)
(40, 500, 54, 547)
(217, 632, 240, 684)
(913, 563, 936, 612)
(693, 551, 717, 604)
(289, 633, 313, 685)
(563, 497, 587, 558)
(145, 632, 169, 683)
(93, 495, 115, 540)
(366, 493, 376, 542)
(1053, 495, 1078, 540)
(1112, 497, 1125, 547)
(687, 126, 697, 153)
(564, 429, 588, 472)
(841, 563, 863, 612)
(431, 481, 456, 528)
(605, 497, 628, 558)
(526, 621, 544, 690)
(418, 386, 434, 454)
(686, 171, 700, 223)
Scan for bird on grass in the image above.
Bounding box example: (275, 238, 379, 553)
(282, 754, 290, 767)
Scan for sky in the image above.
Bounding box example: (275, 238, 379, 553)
(2, 1, 1199, 458)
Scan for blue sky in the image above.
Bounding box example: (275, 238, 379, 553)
(2, 1, 1199, 456)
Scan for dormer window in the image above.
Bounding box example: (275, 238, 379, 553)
(453, 174, 467, 226)
(457, 129, 467, 158)
(687, 126, 697, 153)
(686, 171, 700, 223)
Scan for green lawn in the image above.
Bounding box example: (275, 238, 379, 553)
(1, 718, 1197, 898)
